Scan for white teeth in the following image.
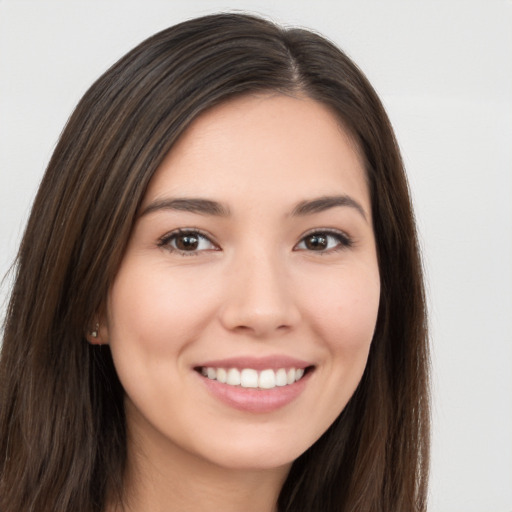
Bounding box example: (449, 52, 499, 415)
(200, 366, 308, 389)
(259, 369, 276, 389)
(216, 367, 227, 383)
(275, 368, 288, 387)
(240, 369, 259, 388)
(226, 368, 241, 386)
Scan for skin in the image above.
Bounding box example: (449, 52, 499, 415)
(95, 93, 381, 512)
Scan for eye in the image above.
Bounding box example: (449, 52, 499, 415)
(295, 230, 352, 252)
(158, 229, 218, 254)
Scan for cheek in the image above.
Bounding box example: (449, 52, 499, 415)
(299, 262, 380, 410)
(106, 262, 221, 359)
(303, 264, 380, 350)
(105, 263, 212, 415)
(289, 265, 380, 444)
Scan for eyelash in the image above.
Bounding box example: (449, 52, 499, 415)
(294, 228, 353, 253)
(158, 228, 219, 256)
(157, 228, 353, 256)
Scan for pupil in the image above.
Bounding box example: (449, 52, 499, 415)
(306, 234, 327, 250)
(176, 234, 198, 251)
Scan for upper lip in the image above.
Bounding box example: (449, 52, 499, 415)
(194, 356, 314, 371)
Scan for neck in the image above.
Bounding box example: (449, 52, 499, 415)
(110, 412, 290, 512)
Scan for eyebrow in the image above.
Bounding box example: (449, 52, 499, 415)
(140, 194, 367, 221)
(140, 198, 230, 217)
(291, 195, 368, 221)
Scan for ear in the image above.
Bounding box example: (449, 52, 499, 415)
(86, 317, 109, 345)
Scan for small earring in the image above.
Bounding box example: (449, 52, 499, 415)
(90, 323, 99, 338)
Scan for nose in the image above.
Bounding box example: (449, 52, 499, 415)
(218, 249, 301, 338)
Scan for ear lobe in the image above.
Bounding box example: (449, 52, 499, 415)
(86, 321, 109, 345)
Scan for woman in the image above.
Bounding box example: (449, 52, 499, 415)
(0, 13, 429, 512)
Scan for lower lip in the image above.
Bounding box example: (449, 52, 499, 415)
(197, 371, 312, 413)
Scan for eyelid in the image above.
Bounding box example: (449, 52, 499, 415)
(157, 228, 220, 254)
(294, 228, 353, 252)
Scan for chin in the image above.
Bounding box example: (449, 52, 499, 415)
(191, 429, 315, 472)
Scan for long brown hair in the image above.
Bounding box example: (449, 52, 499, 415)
(0, 13, 429, 511)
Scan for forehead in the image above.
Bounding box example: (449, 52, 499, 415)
(143, 94, 369, 213)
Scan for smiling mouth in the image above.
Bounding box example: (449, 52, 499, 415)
(195, 366, 314, 390)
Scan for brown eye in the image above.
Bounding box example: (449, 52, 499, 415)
(304, 234, 328, 251)
(175, 233, 200, 251)
(159, 230, 217, 254)
(295, 230, 352, 252)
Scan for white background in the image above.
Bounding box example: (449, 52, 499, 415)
(0, 1, 511, 510)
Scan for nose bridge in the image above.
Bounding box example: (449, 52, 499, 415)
(219, 244, 300, 336)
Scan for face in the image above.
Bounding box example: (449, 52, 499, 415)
(102, 94, 380, 472)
